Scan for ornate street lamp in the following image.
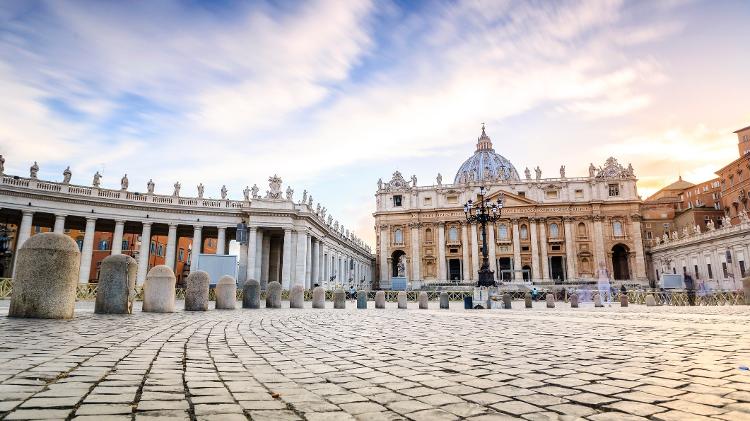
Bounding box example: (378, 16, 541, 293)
(464, 187, 504, 287)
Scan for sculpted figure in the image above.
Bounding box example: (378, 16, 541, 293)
(327, 215, 332, 225)
(316, 203, 321, 214)
(243, 186, 250, 201)
(693, 224, 701, 235)
(589, 163, 596, 178)
(682, 226, 688, 238)
(120, 174, 129, 190)
(0, 154, 4, 174)
(627, 163, 635, 177)
(377, 178, 383, 190)
(62, 166, 72, 184)
(285, 186, 293, 201)
(221, 185, 227, 199)
(740, 210, 750, 223)
(411, 174, 417, 187)
(436, 173, 442, 186)
(535, 166, 542, 180)
(559, 165, 566, 179)
(662, 232, 669, 243)
(302, 189, 308, 204)
(321, 207, 327, 219)
(308, 196, 313, 207)
(723, 215, 732, 228)
(671, 231, 678, 240)
(30, 161, 39, 179)
(397, 255, 406, 277)
(93, 171, 102, 187)
(251, 184, 259, 198)
(147, 179, 155, 194)
(173, 181, 181, 197)
(524, 167, 531, 180)
(706, 219, 715, 231)
(197, 183, 204, 198)
(333, 221, 339, 231)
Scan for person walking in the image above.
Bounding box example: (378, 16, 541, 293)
(597, 262, 612, 306)
(683, 270, 696, 306)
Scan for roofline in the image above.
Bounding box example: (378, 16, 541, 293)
(734, 125, 750, 133)
(715, 153, 750, 175)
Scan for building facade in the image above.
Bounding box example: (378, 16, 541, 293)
(374, 127, 647, 287)
(0, 164, 373, 290)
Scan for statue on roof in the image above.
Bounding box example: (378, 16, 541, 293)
(221, 185, 228, 200)
(30, 161, 39, 179)
(197, 183, 204, 198)
(524, 167, 531, 180)
(120, 174, 128, 190)
(92, 171, 102, 188)
(147, 179, 155, 194)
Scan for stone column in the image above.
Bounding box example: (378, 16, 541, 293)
(190, 225, 202, 272)
(12, 211, 34, 278)
(470, 223, 479, 279)
(254, 229, 263, 281)
(305, 234, 312, 287)
(261, 234, 271, 287)
(281, 228, 292, 289)
(136, 222, 152, 284)
(593, 216, 606, 269)
(53, 214, 66, 234)
(78, 217, 97, 283)
(164, 224, 177, 270)
(563, 217, 576, 281)
(461, 223, 470, 281)
(538, 219, 549, 280)
(630, 215, 647, 280)
(295, 230, 307, 284)
(311, 238, 319, 287)
(216, 227, 226, 255)
(238, 241, 248, 285)
(488, 222, 498, 279)
(410, 223, 421, 280)
(379, 225, 389, 282)
(437, 223, 447, 281)
(318, 241, 324, 284)
(246, 227, 257, 281)
(512, 219, 522, 280)
(111, 220, 125, 255)
(529, 218, 540, 280)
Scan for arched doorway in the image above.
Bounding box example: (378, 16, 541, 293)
(522, 265, 531, 282)
(391, 250, 406, 278)
(611, 244, 630, 280)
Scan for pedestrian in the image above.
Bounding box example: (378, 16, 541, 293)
(596, 262, 612, 306)
(531, 287, 538, 301)
(683, 270, 695, 306)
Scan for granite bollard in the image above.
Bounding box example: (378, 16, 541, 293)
(143, 265, 176, 313)
(546, 293, 555, 308)
(9, 233, 80, 319)
(375, 291, 385, 309)
(215, 276, 236, 309)
(357, 290, 367, 309)
(439, 292, 449, 309)
(242, 279, 260, 309)
(266, 281, 282, 308)
(594, 293, 604, 307)
(645, 294, 657, 307)
(184, 270, 210, 311)
(620, 294, 629, 307)
(334, 289, 346, 309)
(397, 291, 407, 309)
(290, 284, 304, 309)
(418, 292, 428, 309)
(525, 292, 532, 308)
(312, 286, 325, 309)
(570, 293, 579, 308)
(502, 293, 512, 309)
(742, 277, 750, 305)
(95, 254, 137, 315)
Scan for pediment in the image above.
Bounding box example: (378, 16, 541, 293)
(484, 189, 538, 206)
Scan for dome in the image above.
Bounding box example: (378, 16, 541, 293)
(454, 126, 520, 184)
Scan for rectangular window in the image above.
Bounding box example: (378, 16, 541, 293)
(608, 184, 620, 197)
(545, 190, 558, 199)
(393, 195, 402, 207)
(446, 195, 458, 204)
(575, 189, 584, 199)
(694, 265, 699, 279)
(740, 261, 746, 278)
(423, 197, 432, 206)
(178, 248, 185, 262)
(122, 240, 128, 250)
(707, 263, 713, 279)
(722, 262, 729, 278)
(646, 231, 652, 239)
(518, 191, 525, 197)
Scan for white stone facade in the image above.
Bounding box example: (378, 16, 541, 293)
(0, 170, 373, 289)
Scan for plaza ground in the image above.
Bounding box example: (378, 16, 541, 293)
(0, 300, 749, 420)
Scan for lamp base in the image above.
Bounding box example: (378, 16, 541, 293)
(477, 268, 496, 287)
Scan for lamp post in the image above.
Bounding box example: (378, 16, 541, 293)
(464, 187, 504, 287)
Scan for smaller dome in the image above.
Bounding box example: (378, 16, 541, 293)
(454, 125, 520, 184)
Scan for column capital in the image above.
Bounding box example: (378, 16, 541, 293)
(141, 221, 153, 227)
(85, 216, 97, 223)
(168, 223, 178, 229)
(55, 213, 68, 219)
(193, 225, 203, 230)
(115, 219, 126, 225)
(21, 210, 34, 217)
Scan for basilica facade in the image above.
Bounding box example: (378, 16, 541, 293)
(374, 127, 647, 287)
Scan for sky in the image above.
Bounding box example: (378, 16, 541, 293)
(1, 0, 749, 249)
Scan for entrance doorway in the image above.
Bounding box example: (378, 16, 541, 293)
(448, 259, 461, 281)
(550, 256, 565, 283)
(391, 250, 405, 277)
(611, 244, 630, 280)
(522, 265, 531, 282)
(498, 257, 512, 281)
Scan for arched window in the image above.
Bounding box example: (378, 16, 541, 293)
(613, 221, 624, 237)
(394, 228, 403, 244)
(98, 240, 108, 251)
(498, 224, 509, 240)
(577, 222, 587, 237)
(448, 226, 458, 242)
(520, 224, 528, 240)
(424, 228, 433, 243)
(549, 223, 559, 238)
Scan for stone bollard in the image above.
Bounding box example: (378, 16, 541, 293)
(645, 294, 657, 307)
(10, 233, 80, 319)
(546, 293, 555, 308)
(397, 291, 407, 309)
(502, 293, 512, 309)
(143, 265, 176, 313)
(333, 289, 346, 309)
(312, 286, 325, 309)
(439, 292, 449, 309)
(184, 270, 210, 311)
(743, 277, 750, 305)
(594, 293, 604, 307)
(215, 275, 237, 310)
(524, 292, 532, 308)
(375, 291, 386, 309)
(290, 284, 304, 309)
(357, 290, 367, 309)
(242, 279, 260, 309)
(266, 281, 282, 308)
(620, 294, 629, 307)
(570, 293, 579, 308)
(95, 254, 137, 315)
(418, 292, 428, 309)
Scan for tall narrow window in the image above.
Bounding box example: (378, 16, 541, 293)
(577, 222, 587, 237)
(498, 224, 509, 240)
(549, 223, 559, 238)
(613, 221, 624, 237)
(424, 228, 433, 243)
(520, 224, 528, 240)
(394, 229, 403, 244)
(448, 226, 458, 242)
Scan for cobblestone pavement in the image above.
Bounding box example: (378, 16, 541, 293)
(1, 300, 749, 421)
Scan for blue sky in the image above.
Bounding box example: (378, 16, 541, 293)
(1, 0, 749, 248)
